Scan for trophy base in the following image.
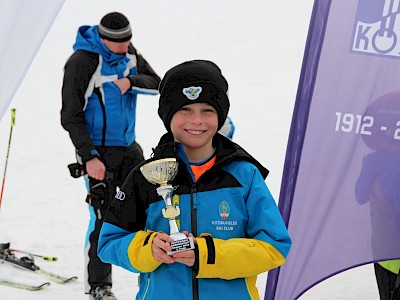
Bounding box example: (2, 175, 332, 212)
(167, 236, 195, 255)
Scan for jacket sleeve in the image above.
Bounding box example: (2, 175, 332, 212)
(128, 48, 160, 95)
(194, 236, 287, 280)
(61, 50, 99, 162)
(194, 164, 292, 280)
(98, 223, 162, 273)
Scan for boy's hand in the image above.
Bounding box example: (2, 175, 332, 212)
(152, 231, 197, 267)
(152, 232, 174, 264)
(172, 232, 196, 267)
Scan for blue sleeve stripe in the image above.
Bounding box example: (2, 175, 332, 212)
(131, 87, 159, 95)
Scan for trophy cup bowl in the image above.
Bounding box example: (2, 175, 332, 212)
(140, 158, 195, 255)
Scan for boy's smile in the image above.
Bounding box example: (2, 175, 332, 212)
(170, 102, 218, 162)
(186, 129, 205, 135)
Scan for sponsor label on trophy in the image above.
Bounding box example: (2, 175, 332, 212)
(140, 158, 195, 255)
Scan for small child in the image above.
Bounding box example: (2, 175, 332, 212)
(98, 60, 291, 300)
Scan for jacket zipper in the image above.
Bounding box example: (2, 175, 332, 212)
(191, 184, 199, 300)
(141, 277, 150, 300)
(94, 88, 107, 146)
(188, 156, 231, 300)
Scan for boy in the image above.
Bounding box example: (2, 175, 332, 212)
(98, 60, 291, 300)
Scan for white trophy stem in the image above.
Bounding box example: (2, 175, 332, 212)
(156, 185, 173, 206)
(169, 220, 180, 235)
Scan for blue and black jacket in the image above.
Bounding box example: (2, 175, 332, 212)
(61, 25, 160, 162)
(98, 133, 291, 300)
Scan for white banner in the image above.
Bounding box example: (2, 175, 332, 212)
(0, 0, 64, 120)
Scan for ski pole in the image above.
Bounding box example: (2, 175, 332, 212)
(0, 108, 16, 211)
(9, 248, 58, 262)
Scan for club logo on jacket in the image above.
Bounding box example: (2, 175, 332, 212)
(219, 200, 230, 219)
(182, 86, 202, 100)
(212, 200, 237, 231)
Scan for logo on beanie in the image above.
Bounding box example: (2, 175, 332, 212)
(182, 86, 202, 100)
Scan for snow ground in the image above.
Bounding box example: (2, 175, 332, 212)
(0, 1, 379, 299)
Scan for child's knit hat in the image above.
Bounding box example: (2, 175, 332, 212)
(158, 60, 230, 132)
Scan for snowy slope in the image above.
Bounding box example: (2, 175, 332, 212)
(0, 1, 379, 299)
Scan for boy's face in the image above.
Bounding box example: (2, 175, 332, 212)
(170, 102, 218, 156)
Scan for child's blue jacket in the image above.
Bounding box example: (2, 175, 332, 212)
(98, 133, 291, 300)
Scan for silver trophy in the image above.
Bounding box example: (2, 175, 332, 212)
(140, 158, 195, 255)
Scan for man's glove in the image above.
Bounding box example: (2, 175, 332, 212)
(68, 163, 85, 178)
(67, 163, 113, 179)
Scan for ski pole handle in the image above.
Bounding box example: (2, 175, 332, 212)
(10, 108, 16, 127)
(40, 255, 58, 262)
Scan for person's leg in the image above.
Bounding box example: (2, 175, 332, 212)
(86, 206, 112, 290)
(392, 272, 400, 300)
(374, 263, 397, 300)
(84, 176, 112, 294)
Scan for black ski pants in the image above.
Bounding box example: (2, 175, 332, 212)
(84, 142, 144, 293)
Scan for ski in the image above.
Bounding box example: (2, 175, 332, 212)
(35, 269, 77, 284)
(0, 279, 50, 291)
(0, 243, 77, 284)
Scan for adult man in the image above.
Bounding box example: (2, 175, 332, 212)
(61, 12, 160, 300)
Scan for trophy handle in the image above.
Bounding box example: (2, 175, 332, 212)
(162, 206, 180, 219)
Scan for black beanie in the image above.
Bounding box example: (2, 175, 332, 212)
(158, 60, 230, 132)
(98, 12, 132, 42)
